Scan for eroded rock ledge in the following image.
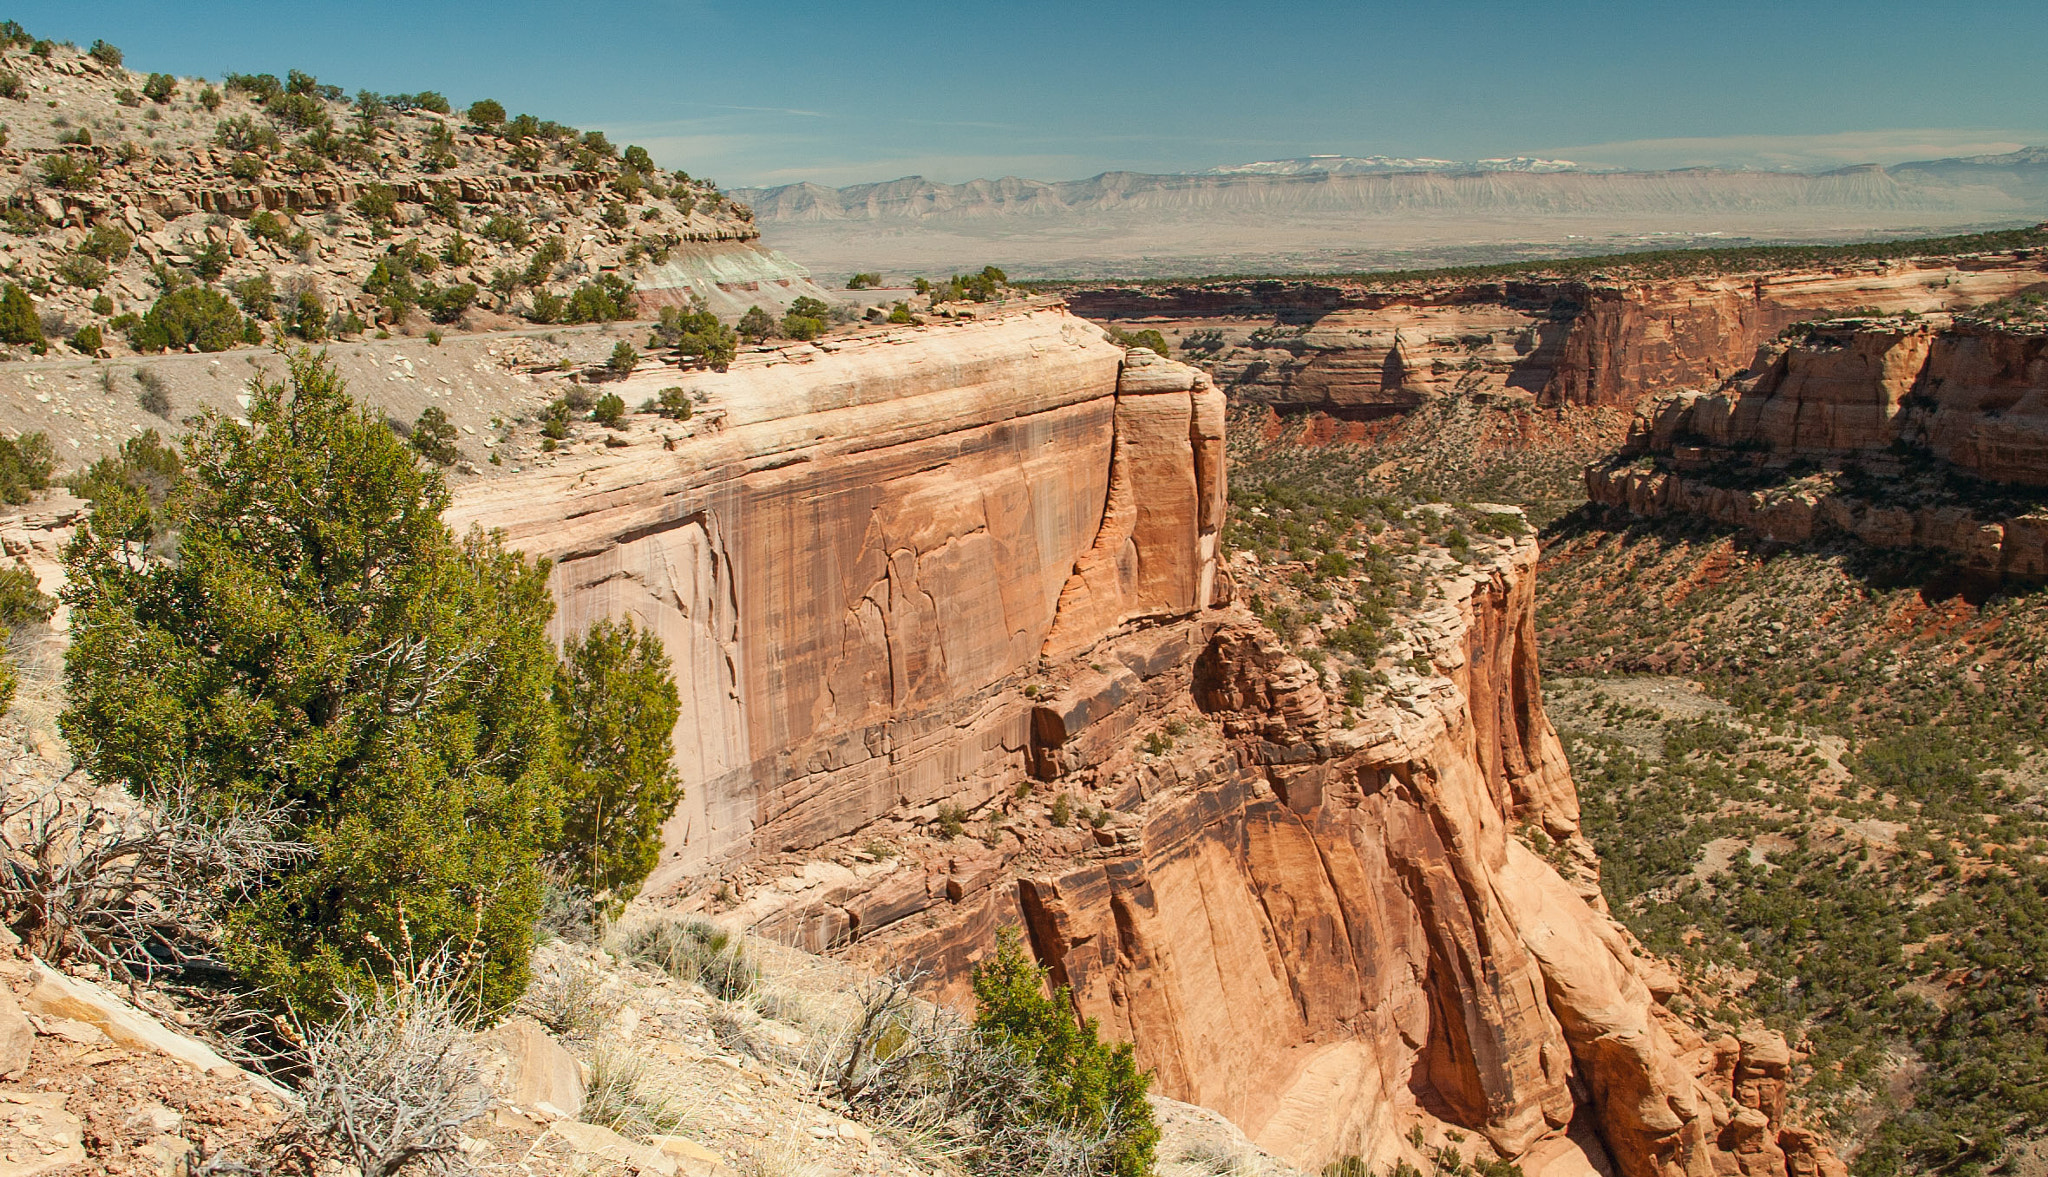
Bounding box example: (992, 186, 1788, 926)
(1586, 320, 2048, 578)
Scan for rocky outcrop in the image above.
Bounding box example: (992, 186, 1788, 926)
(996, 549, 1585, 1169)
(1587, 320, 2048, 578)
(1042, 347, 1228, 659)
(701, 524, 1829, 1177)
(1644, 322, 2048, 485)
(1063, 250, 2048, 414)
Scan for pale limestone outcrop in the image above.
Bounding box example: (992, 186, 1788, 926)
(21, 961, 249, 1080)
(0, 1090, 85, 1175)
(480, 1017, 588, 1119)
(544, 1120, 682, 1176)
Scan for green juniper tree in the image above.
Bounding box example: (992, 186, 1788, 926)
(736, 305, 775, 343)
(409, 406, 461, 465)
(0, 565, 53, 713)
(780, 295, 828, 341)
(647, 301, 735, 371)
(0, 432, 53, 504)
(972, 931, 1158, 1177)
(0, 283, 45, 350)
(551, 617, 682, 913)
(61, 348, 563, 1013)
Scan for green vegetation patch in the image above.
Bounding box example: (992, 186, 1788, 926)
(1541, 514, 2048, 1175)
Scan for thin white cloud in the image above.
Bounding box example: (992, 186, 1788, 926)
(1540, 128, 2048, 172)
(705, 103, 827, 118)
(600, 117, 2048, 189)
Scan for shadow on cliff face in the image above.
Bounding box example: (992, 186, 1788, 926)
(1541, 505, 2027, 612)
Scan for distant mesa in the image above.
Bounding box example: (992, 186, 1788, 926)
(730, 147, 2048, 281)
(1200, 155, 1584, 175)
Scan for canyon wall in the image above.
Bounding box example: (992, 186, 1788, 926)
(1065, 250, 2048, 415)
(449, 309, 1224, 880)
(1586, 320, 2048, 577)
(444, 308, 1840, 1177)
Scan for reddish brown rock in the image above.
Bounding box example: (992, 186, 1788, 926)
(1588, 321, 2048, 579)
(445, 308, 1837, 1177)
(453, 312, 1225, 880)
(839, 543, 1662, 1171)
(1042, 347, 1228, 660)
(1065, 255, 2048, 415)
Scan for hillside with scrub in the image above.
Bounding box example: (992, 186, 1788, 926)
(0, 23, 768, 360)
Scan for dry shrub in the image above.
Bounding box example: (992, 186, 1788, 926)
(518, 953, 619, 1039)
(582, 1043, 692, 1140)
(291, 951, 489, 1177)
(611, 917, 758, 1000)
(1182, 1143, 1260, 1177)
(815, 969, 1116, 1177)
(710, 1002, 804, 1067)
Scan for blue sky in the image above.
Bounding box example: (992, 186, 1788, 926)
(18, 2, 2048, 186)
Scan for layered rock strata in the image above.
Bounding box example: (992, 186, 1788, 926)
(450, 309, 1224, 880)
(1064, 251, 2048, 414)
(1587, 320, 2048, 577)
(721, 532, 1838, 1177)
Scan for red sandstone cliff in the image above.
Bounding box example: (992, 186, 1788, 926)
(450, 310, 1224, 879)
(1063, 252, 2048, 415)
(443, 309, 1838, 1177)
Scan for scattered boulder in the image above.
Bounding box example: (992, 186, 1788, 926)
(652, 1135, 736, 1177)
(479, 1016, 587, 1119)
(0, 1092, 85, 1176)
(547, 1119, 678, 1175)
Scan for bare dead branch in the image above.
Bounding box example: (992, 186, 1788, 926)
(0, 771, 310, 986)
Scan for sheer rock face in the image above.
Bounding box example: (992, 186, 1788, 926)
(1062, 255, 2048, 414)
(1041, 347, 1228, 660)
(455, 308, 1835, 1177)
(822, 538, 1835, 1177)
(451, 309, 1223, 878)
(1587, 322, 2048, 578)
